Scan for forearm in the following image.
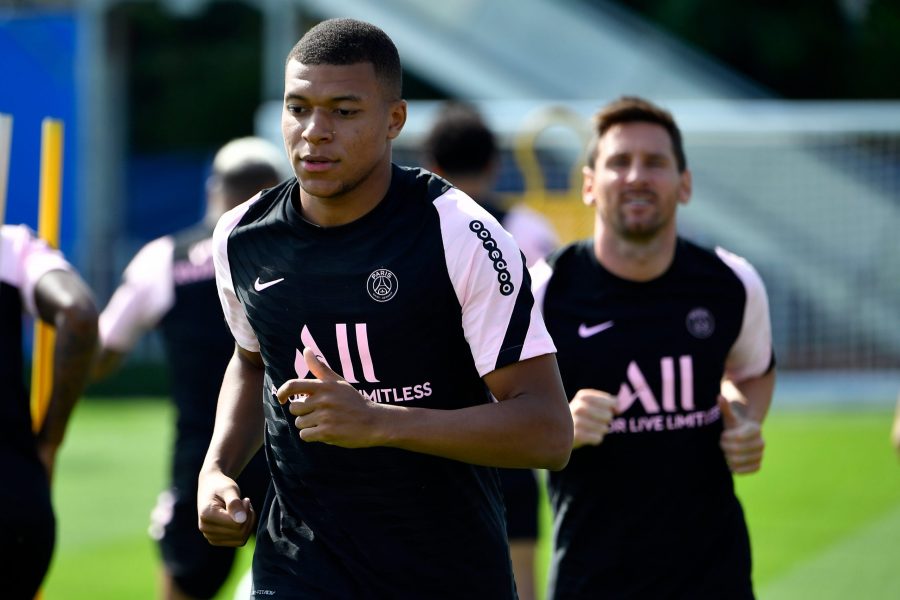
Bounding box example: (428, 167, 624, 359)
(38, 300, 98, 448)
(381, 394, 572, 470)
(202, 347, 266, 479)
(723, 368, 776, 424)
(91, 347, 125, 381)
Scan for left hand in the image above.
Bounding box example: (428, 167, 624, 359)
(276, 348, 391, 447)
(718, 395, 765, 474)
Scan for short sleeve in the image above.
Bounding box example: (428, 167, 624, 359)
(434, 188, 556, 377)
(0, 224, 73, 317)
(213, 195, 262, 352)
(99, 236, 175, 351)
(717, 247, 774, 382)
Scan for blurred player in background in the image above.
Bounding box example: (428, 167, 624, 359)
(422, 101, 560, 600)
(535, 96, 776, 599)
(1, 223, 98, 598)
(93, 137, 285, 600)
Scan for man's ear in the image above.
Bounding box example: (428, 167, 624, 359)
(386, 99, 407, 141)
(678, 168, 692, 205)
(582, 166, 596, 207)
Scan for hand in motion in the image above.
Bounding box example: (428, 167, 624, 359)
(277, 348, 391, 448)
(570, 389, 619, 449)
(718, 395, 765, 474)
(197, 471, 256, 547)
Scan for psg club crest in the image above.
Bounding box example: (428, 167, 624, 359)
(367, 268, 399, 303)
(685, 307, 715, 339)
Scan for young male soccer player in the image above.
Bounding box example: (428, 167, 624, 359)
(535, 96, 776, 599)
(197, 18, 572, 599)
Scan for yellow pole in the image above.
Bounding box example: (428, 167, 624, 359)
(31, 118, 65, 433)
(0, 113, 12, 227)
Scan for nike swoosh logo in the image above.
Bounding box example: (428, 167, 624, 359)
(254, 277, 285, 292)
(578, 320, 614, 338)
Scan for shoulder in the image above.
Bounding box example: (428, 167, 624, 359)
(1, 223, 73, 278)
(679, 238, 766, 292)
(543, 239, 592, 278)
(213, 180, 291, 250)
(713, 245, 768, 296)
(392, 164, 453, 205)
(531, 239, 590, 307)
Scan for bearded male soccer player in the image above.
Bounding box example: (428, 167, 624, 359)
(197, 18, 572, 600)
(94, 137, 284, 600)
(534, 96, 776, 599)
(1, 224, 98, 598)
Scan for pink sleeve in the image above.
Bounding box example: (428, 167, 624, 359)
(1, 224, 73, 317)
(434, 189, 556, 377)
(99, 236, 175, 351)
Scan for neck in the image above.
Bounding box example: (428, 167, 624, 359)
(593, 223, 678, 282)
(296, 161, 393, 228)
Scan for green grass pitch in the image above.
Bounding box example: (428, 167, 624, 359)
(43, 397, 900, 599)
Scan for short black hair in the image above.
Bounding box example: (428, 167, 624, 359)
(585, 96, 687, 172)
(423, 102, 497, 177)
(287, 18, 403, 100)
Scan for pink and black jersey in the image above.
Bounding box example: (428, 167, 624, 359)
(100, 223, 236, 442)
(536, 238, 773, 600)
(213, 165, 555, 599)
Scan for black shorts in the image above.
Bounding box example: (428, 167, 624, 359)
(152, 444, 270, 599)
(0, 477, 55, 599)
(497, 467, 539, 541)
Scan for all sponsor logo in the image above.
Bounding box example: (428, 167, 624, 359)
(292, 324, 431, 404)
(604, 355, 721, 434)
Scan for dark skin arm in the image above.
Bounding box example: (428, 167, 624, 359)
(91, 347, 126, 381)
(278, 349, 573, 471)
(33, 269, 99, 479)
(198, 345, 265, 547)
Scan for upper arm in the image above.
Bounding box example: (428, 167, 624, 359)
(483, 352, 566, 404)
(717, 247, 774, 382)
(434, 189, 556, 376)
(99, 236, 175, 352)
(213, 206, 260, 352)
(34, 269, 98, 326)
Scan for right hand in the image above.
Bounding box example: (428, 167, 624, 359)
(570, 388, 619, 449)
(197, 470, 256, 547)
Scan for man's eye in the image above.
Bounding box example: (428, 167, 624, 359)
(336, 109, 359, 117)
(286, 105, 308, 114)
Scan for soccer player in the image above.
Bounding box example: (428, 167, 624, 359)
(534, 96, 776, 599)
(94, 137, 285, 600)
(422, 101, 560, 600)
(1, 224, 98, 598)
(197, 18, 572, 599)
